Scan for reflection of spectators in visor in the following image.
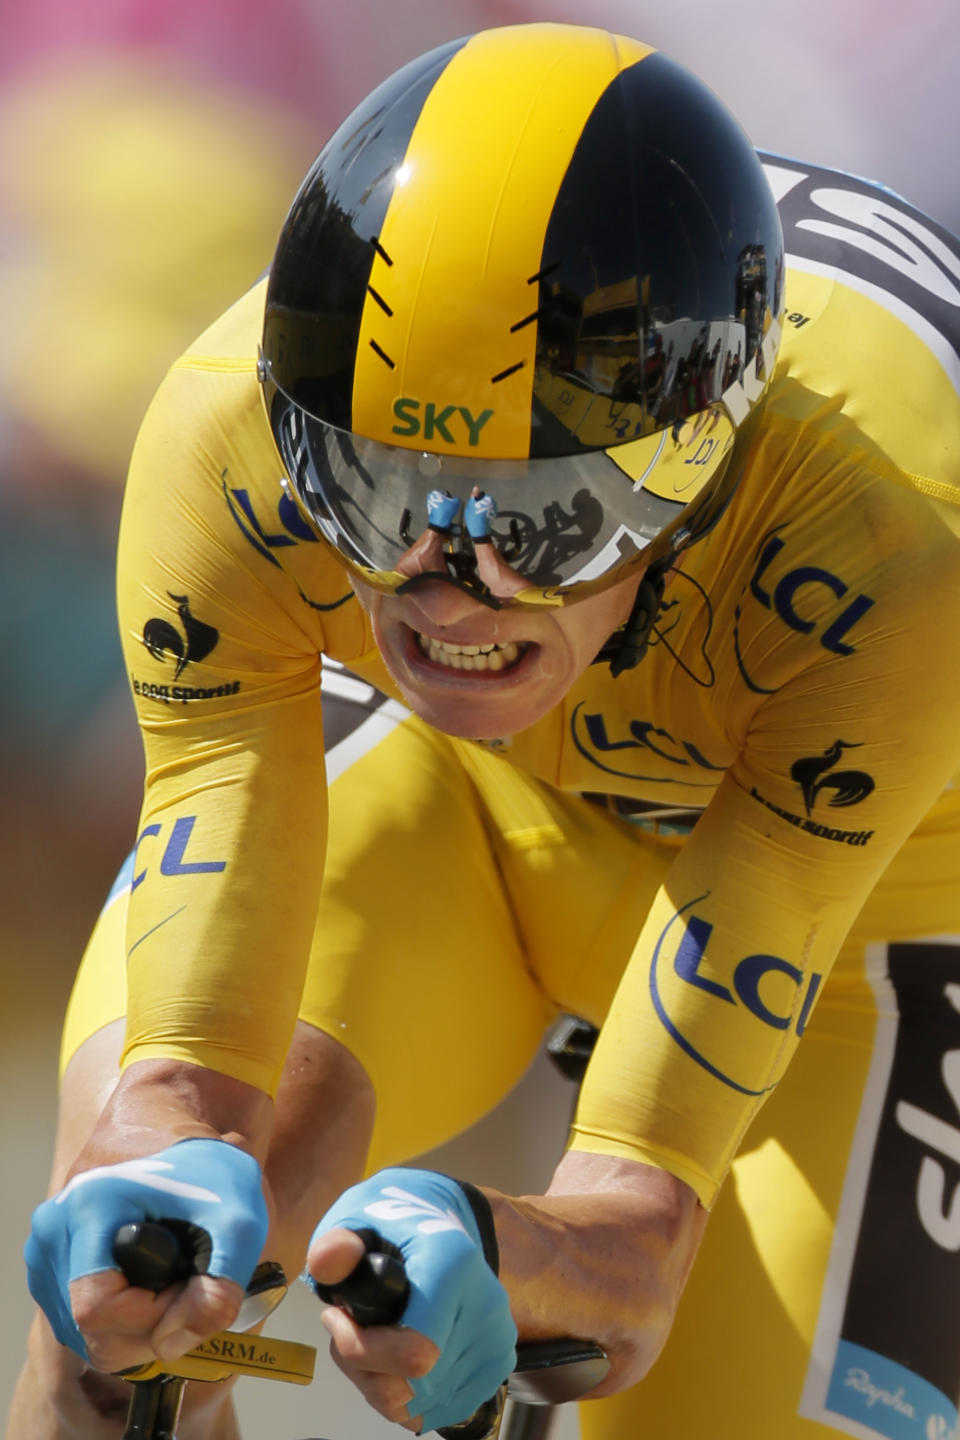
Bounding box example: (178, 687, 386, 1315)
(671, 406, 723, 450)
(736, 244, 768, 362)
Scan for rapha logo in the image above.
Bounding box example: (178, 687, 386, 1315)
(142, 593, 219, 678)
(790, 741, 874, 816)
(843, 1367, 915, 1417)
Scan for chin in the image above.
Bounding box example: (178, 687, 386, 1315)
(411, 696, 541, 739)
(395, 671, 562, 739)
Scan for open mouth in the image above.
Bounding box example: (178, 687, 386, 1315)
(415, 634, 530, 673)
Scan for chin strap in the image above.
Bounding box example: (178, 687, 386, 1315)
(593, 561, 669, 678)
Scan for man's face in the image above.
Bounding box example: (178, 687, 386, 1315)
(349, 552, 642, 739)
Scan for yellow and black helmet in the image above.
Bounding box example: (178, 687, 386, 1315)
(260, 23, 783, 608)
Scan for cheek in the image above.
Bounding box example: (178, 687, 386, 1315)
(560, 591, 634, 668)
(349, 581, 391, 646)
(348, 577, 374, 618)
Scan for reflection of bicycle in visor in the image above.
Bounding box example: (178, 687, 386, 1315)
(398, 487, 524, 589)
(398, 487, 603, 592)
(412, 487, 514, 553)
(259, 24, 784, 633)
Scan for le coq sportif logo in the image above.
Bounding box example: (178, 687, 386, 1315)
(790, 740, 874, 816)
(142, 593, 219, 679)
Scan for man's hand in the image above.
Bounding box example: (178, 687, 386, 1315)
(307, 1169, 517, 1434)
(25, 1138, 268, 1374)
(312, 1229, 438, 1432)
(69, 1266, 245, 1376)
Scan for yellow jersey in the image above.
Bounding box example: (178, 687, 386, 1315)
(114, 154, 960, 1204)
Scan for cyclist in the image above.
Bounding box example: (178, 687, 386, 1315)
(11, 22, 960, 1440)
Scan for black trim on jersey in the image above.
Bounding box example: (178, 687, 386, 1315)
(262, 37, 468, 430)
(293, 585, 354, 613)
(839, 941, 960, 1404)
(760, 150, 960, 359)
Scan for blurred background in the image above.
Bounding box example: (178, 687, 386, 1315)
(2, 0, 958, 1432)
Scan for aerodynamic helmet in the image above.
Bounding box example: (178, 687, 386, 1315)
(259, 23, 784, 611)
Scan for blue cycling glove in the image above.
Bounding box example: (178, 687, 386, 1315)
(426, 490, 461, 533)
(312, 1167, 517, 1433)
(464, 491, 497, 542)
(25, 1138, 268, 1359)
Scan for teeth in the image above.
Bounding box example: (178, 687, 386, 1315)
(417, 635, 524, 672)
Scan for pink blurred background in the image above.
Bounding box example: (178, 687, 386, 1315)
(2, 0, 957, 1428)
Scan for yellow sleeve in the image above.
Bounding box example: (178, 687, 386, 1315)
(572, 443, 960, 1206)
(116, 321, 362, 1097)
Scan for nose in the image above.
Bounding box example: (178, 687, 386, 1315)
(395, 531, 494, 627)
(394, 524, 526, 626)
(401, 577, 497, 631)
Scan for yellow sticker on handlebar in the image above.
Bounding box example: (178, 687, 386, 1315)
(124, 1330, 317, 1386)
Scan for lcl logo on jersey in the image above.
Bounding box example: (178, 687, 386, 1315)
(223, 479, 318, 565)
(131, 814, 227, 891)
(651, 897, 823, 1093)
(741, 528, 875, 657)
(220, 477, 354, 616)
(569, 701, 727, 788)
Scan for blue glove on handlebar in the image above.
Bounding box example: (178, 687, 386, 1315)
(426, 489, 461, 533)
(25, 1138, 268, 1359)
(463, 490, 497, 541)
(312, 1167, 517, 1433)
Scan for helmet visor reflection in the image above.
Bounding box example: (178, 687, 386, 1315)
(262, 361, 735, 605)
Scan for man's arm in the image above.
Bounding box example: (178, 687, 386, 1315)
(23, 344, 333, 1373)
(491, 1149, 707, 1393)
(309, 1152, 706, 1430)
(36, 1060, 274, 1376)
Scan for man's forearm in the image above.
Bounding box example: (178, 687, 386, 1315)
(484, 1149, 708, 1394)
(66, 1058, 274, 1177)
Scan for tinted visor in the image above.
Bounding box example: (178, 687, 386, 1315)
(261, 358, 735, 606)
